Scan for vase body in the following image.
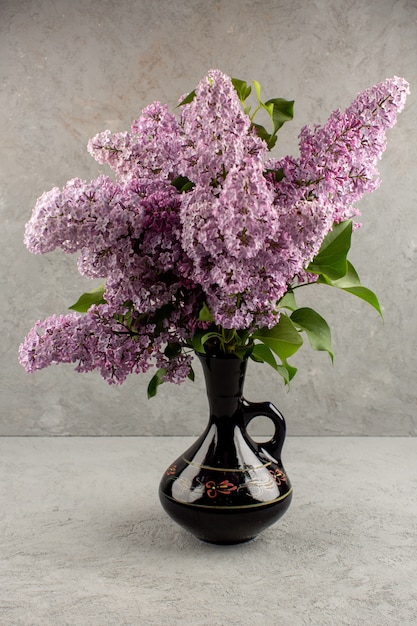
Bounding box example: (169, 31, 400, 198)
(159, 353, 292, 544)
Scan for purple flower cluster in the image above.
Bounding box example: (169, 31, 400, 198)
(268, 76, 409, 226)
(20, 70, 409, 384)
(88, 101, 183, 183)
(18, 305, 195, 385)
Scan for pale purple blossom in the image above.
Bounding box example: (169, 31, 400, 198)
(18, 308, 155, 385)
(19, 301, 200, 385)
(87, 102, 183, 182)
(178, 69, 265, 185)
(19, 71, 409, 384)
(266, 76, 410, 226)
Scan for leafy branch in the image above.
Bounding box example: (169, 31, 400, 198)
(246, 220, 381, 386)
(231, 77, 294, 150)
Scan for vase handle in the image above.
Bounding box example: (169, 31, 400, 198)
(242, 400, 287, 461)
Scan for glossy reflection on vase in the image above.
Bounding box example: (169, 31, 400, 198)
(159, 353, 292, 544)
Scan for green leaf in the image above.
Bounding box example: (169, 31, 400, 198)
(147, 368, 167, 399)
(322, 261, 360, 288)
(319, 261, 383, 317)
(251, 122, 273, 145)
(251, 342, 297, 386)
(307, 220, 353, 280)
(201, 331, 224, 347)
(231, 78, 252, 101)
(339, 286, 382, 317)
(264, 98, 294, 133)
(171, 175, 195, 193)
(190, 329, 222, 353)
(277, 290, 297, 312)
(187, 366, 195, 382)
(234, 343, 253, 360)
(68, 284, 106, 312)
(198, 302, 215, 323)
(264, 167, 285, 183)
(277, 360, 298, 385)
(253, 79, 262, 104)
(250, 343, 279, 370)
(266, 134, 278, 151)
(177, 89, 196, 106)
(253, 314, 303, 360)
(164, 342, 182, 359)
(190, 329, 206, 354)
(291, 307, 333, 362)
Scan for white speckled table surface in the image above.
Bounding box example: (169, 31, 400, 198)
(1, 437, 416, 626)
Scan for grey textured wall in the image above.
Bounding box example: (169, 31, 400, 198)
(1, 0, 416, 436)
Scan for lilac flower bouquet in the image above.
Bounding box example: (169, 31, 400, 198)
(19, 70, 409, 396)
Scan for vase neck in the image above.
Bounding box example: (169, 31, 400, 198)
(197, 353, 247, 418)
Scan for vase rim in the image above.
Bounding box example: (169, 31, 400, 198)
(195, 351, 246, 361)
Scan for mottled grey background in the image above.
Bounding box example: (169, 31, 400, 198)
(1, 0, 416, 436)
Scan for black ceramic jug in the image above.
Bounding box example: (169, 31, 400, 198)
(159, 353, 292, 544)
